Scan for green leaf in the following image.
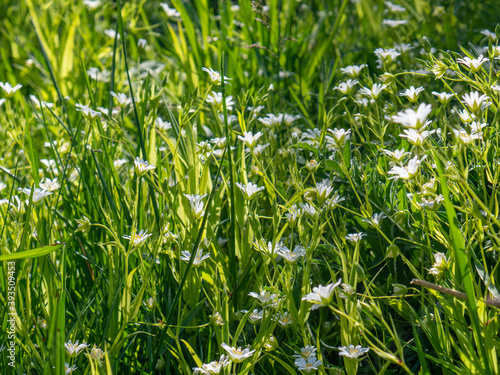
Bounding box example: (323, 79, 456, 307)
(0, 244, 64, 261)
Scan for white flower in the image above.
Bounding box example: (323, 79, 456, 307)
(202, 67, 231, 85)
(340, 64, 367, 78)
(325, 192, 345, 209)
(160, 3, 180, 17)
(374, 48, 401, 66)
(87, 67, 111, 82)
(156, 117, 172, 131)
(75, 103, 100, 120)
(65, 363, 78, 374)
(277, 245, 306, 263)
(432, 91, 454, 105)
(314, 181, 334, 204)
(123, 229, 152, 246)
(184, 194, 207, 219)
(29, 95, 54, 109)
(19, 188, 53, 204)
(326, 128, 352, 146)
(282, 113, 301, 125)
(235, 182, 265, 200)
(381, 148, 409, 162)
(193, 355, 230, 374)
(258, 113, 282, 127)
(180, 248, 210, 267)
(392, 103, 432, 129)
(134, 157, 155, 176)
(90, 345, 105, 361)
(238, 131, 263, 149)
(0, 82, 22, 97)
(399, 128, 434, 146)
(456, 55, 487, 73)
(277, 311, 293, 327)
(452, 128, 482, 144)
(39, 178, 60, 192)
(429, 252, 449, 275)
(248, 289, 278, 306)
(248, 309, 263, 323)
(462, 91, 490, 113)
(138, 38, 147, 48)
(394, 43, 413, 53)
(346, 232, 366, 243)
(104, 29, 120, 40)
(110, 92, 131, 107)
(294, 356, 322, 373)
(384, 1, 406, 12)
(65, 340, 89, 358)
(306, 159, 319, 172)
(302, 279, 342, 309)
(362, 212, 386, 227)
(481, 29, 497, 41)
(399, 86, 424, 102)
(114, 159, 128, 168)
(382, 19, 408, 27)
(388, 155, 425, 180)
(207, 91, 234, 111)
(300, 202, 319, 219)
(338, 345, 370, 359)
(418, 196, 444, 210)
(293, 345, 318, 359)
(83, 0, 100, 9)
(221, 343, 255, 363)
(359, 83, 387, 100)
(285, 205, 301, 228)
(334, 79, 359, 95)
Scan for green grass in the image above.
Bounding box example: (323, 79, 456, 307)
(1, 0, 500, 374)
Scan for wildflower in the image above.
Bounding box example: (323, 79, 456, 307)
(456, 55, 487, 73)
(384, 1, 406, 12)
(134, 157, 156, 176)
(248, 309, 263, 323)
(282, 113, 301, 125)
(382, 19, 408, 27)
(429, 252, 449, 275)
(110, 92, 131, 107)
(338, 345, 370, 359)
(75, 103, 100, 120)
(388, 155, 426, 180)
(238, 131, 263, 149)
(481, 29, 497, 41)
(104, 29, 120, 40)
(293, 346, 318, 359)
(285, 205, 301, 228)
(180, 248, 210, 267)
(221, 343, 255, 363)
(392, 103, 432, 129)
(123, 229, 152, 246)
(39, 178, 60, 192)
(37, 316, 47, 329)
(184, 194, 207, 219)
(302, 279, 342, 309)
(399, 128, 434, 146)
(83, 0, 100, 9)
(374, 48, 401, 66)
(325, 192, 345, 209)
(300, 202, 319, 219)
(394, 43, 413, 53)
(306, 159, 319, 172)
(29, 95, 54, 109)
(207, 91, 234, 111)
(381, 148, 409, 162)
(65, 340, 89, 358)
(326, 128, 352, 146)
(87, 67, 111, 82)
(162, 225, 179, 244)
(452, 128, 483, 144)
(339, 283, 356, 299)
(156, 117, 172, 131)
(65, 363, 78, 374)
(145, 297, 157, 310)
(432, 91, 454, 105)
(235, 182, 265, 200)
(138, 38, 147, 49)
(193, 355, 230, 374)
(114, 159, 128, 168)
(249, 289, 278, 306)
(90, 345, 105, 362)
(399, 86, 424, 102)
(75, 216, 91, 234)
(259, 113, 283, 128)
(462, 91, 490, 113)
(362, 212, 386, 227)
(160, 3, 180, 17)
(0, 82, 22, 97)
(19, 188, 53, 204)
(429, 60, 447, 78)
(340, 64, 367, 78)
(277, 312, 293, 327)
(294, 356, 322, 373)
(278, 245, 306, 263)
(346, 232, 366, 243)
(202, 67, 231, 85)
(418, 196, 444, 210)
(359, 83, 387, 100)
(314, 181, 334, 204)
(333, 79, 359, 95)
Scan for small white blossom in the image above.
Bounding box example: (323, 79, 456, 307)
(294, 356, 322, 373)
(392, 103, 432, 129)
(388, 155, 425, 180)
(180, 248, 210, 267)
(399, 86, 424, 102)
(235, 182, 265, 200)
(134, 157, 155, 176)
(432, 91, 454, 105)
(302, 279, 342, 310)
(338, 345, 370, 359)
(238, 131, 263, 149)
(0, 82, 22, 97)
(221, 343, 255, 363)
(65, 340, 89, 358)
(456, 55, 487, 73)
(39, 178, 60, 192)
(160, 3, 180, 17)
(340, 64, 367, 78)
(123, 229, 152, 246)
(202, 67, 231, 85)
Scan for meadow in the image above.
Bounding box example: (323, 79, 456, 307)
(1, 0, 500, 374)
